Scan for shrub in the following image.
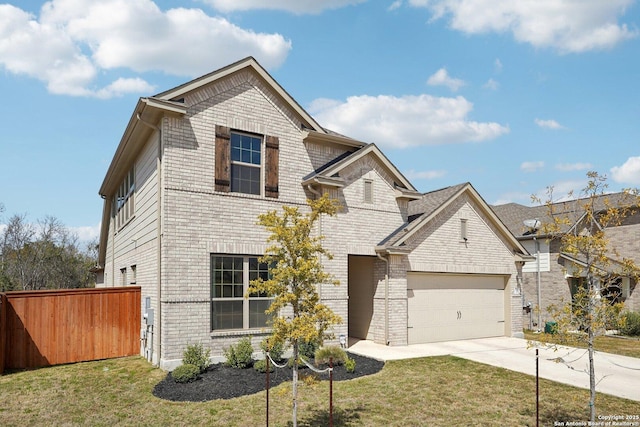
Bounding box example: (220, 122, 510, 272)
(620, 311, 640, 336)
(260, 337, 285, 362)
(344, 357, 356, 373)
(224, 336, 254, 368)
(182, 342, 211, 373)
(299, 338, 320, 360)
(253, 359, 274, 373)
(172, 363, 200, 383)
(314, 345, 347, 366)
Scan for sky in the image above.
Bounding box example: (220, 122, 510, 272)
(1, 0, 640, 243)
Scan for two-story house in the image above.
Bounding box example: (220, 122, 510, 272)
(493, 194, 640, 330)
(96, 57, 530, 370)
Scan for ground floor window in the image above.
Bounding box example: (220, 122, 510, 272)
(210, 255, 272, 331)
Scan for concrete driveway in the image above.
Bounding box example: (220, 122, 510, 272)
(348, 336, 640, 401)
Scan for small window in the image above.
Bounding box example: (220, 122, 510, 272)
(460, 219, 468, 241)
(364, 180, 373, 204)
(230, 132, 262, 195)
(120, 268, 127, 287)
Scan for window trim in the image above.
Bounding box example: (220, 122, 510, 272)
(210, 255, 273, 332)
(114, 167, 135, 230)
(230, 131, 263, 196)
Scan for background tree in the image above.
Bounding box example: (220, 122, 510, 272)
(535, 171, 640, 423)
(0, 212, 96, 291)
(249, 193, 342, 427)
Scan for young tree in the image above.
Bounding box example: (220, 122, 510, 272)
(249, 194, 342, 427)
(535, 172, 640, 423)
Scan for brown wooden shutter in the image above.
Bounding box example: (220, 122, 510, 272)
(264, 135, 279, 198)
(215, 125, 230, 192)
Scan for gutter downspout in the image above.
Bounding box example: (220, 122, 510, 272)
(376, 251, 390, 345)
(137, 112, 162, 366)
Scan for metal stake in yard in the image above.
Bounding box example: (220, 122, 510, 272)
(536, 348, 539, 427)
(266, 356, 270, 427)
(329, 357, 333, 427)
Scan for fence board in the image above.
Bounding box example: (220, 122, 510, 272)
(0, 287, 140, 373)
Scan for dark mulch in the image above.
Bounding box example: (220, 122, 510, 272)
(153, 353, 384, 402)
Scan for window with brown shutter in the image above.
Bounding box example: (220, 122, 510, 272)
(264, 135, 279, 198)
(215, 125, 231, 192)
(214, 125, 280, 198)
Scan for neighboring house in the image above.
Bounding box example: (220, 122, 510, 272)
(96, 57, 530, 370)
(493, 194, 640, 330)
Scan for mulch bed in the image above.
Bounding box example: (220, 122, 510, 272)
(152, 353, 384, 402)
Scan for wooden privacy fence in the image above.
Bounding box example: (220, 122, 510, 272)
(0, 287, 140, 373)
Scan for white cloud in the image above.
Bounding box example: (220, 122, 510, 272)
(494, 58, 503, 72)
(95, 78, 157, 99)
(555, 162, 592, 172)
(388, 1, 403, 11)
(535, 118, 565, 129)
(427, 68, 466, 91)
(205, 0, 366, 14)
(404, 169, 447, 180)
(611, 156, 640, 185)
(520, 161, 544, 172)
(0, 1, 292, 98)
(308, 94, 509, 148)
(70, 223, 101, 243)
(483, 78, 499, 90)
(410, 0, 637, 53)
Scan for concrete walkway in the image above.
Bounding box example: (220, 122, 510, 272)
(348, 336, 640, 402)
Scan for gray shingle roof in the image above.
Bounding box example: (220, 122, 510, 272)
(491, 192, 639, 237)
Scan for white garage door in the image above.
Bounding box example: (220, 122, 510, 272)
(407, 273, 506, 344)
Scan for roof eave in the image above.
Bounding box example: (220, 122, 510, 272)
(302, 129, 367, 148)
(98, 98, 186, 197)
(301, 176, 345, 188)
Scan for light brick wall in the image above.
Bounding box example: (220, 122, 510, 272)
(400, 194, 523, 338)
(154, 71, 416, 367)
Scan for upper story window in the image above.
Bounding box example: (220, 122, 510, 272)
(215, 125, 279, 198)
(230, 132, 262, 195)
(114, 168, 135, 229)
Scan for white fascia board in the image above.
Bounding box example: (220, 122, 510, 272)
(302, 130, 367, 148)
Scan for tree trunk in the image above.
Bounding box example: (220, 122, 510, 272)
(588, 272, 596, 424)
(588, 309, 596, 423)
(292, 340, 298, 427)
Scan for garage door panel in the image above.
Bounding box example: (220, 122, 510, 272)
(407, 274, 506, 344)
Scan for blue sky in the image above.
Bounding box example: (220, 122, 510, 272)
(1, 0, 640, 242)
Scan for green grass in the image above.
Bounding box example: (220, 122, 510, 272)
(524, 330, 640, 358)
(1, 355, 638, 426)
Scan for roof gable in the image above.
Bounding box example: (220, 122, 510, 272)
(380, 183, 528, 257)
(154, 56, 324, 133)
(301, 143, 420, 194)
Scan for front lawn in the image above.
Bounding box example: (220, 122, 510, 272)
(1, 355, 638, 426)
(524, 330, 640, 359)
